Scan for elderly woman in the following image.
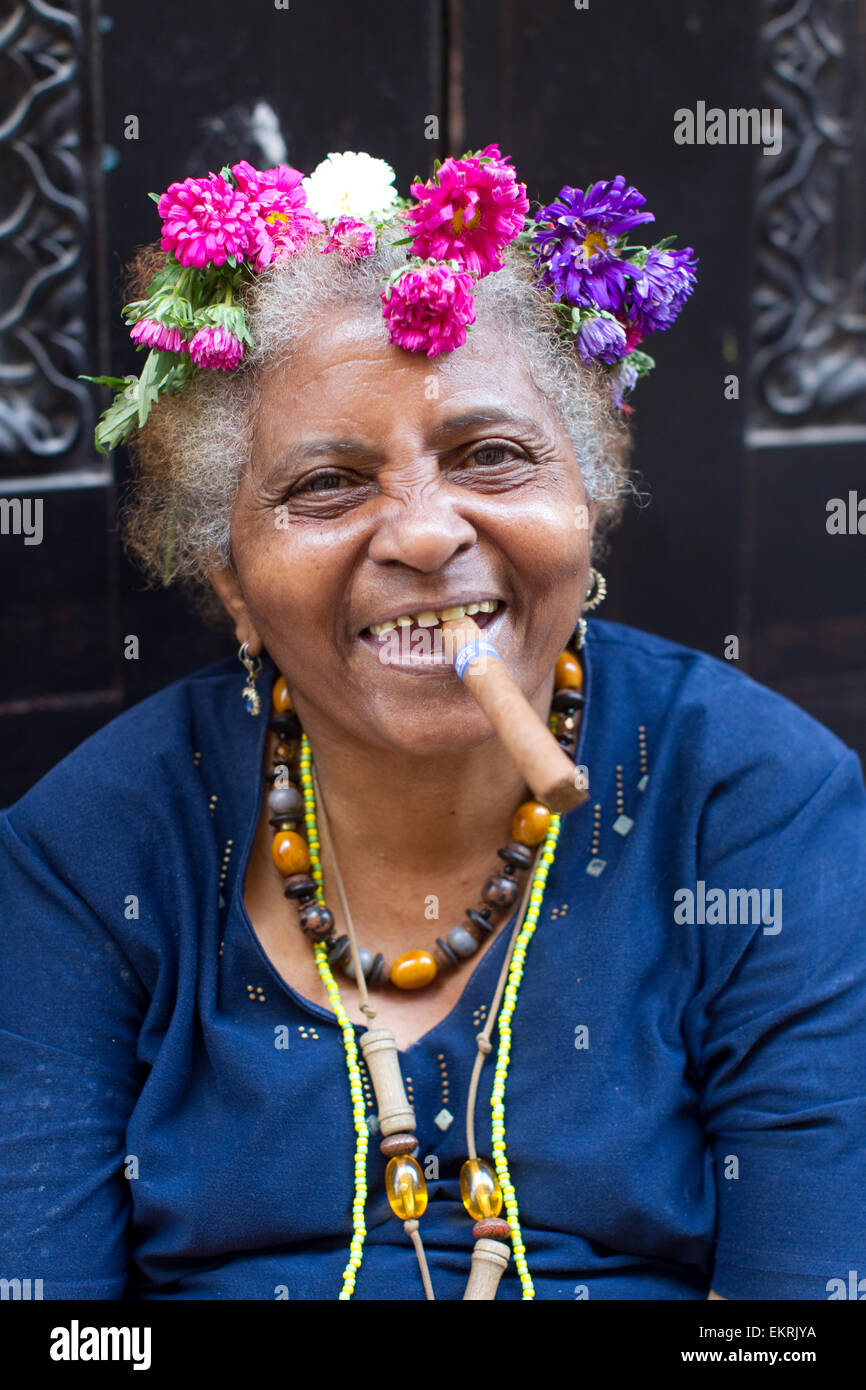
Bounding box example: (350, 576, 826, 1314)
(1, 150, 864, 1303)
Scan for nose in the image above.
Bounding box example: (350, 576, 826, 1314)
(366, 478, 478, 572)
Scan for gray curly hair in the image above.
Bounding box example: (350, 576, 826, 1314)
(119, 218, 638, 632)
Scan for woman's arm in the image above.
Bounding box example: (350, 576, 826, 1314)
(0, 810, 147, 1298)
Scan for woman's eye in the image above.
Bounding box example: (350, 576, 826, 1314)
(291, 471, 350, 495)
(469, 444, 524, 467)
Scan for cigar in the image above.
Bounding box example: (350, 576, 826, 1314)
(440, 616, 588, 814)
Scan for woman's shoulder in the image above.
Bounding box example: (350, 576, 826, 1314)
(587, 617, 857, 769)
(1, 653, 254, 867)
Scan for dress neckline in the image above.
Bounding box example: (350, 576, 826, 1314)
(228, 631, 595, 1056)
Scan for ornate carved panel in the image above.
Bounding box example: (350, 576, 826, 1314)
(750, 0, 866, 437)
(0, 0, 99, 469)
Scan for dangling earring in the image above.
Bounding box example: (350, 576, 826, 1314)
(239, 641, 263, 716)
(582, 567, 607, 612)
(574, 567, 607, 649)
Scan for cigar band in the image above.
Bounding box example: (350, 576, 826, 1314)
(454, 639, 504, 681)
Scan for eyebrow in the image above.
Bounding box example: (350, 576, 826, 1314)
(259, 407, 551, 490)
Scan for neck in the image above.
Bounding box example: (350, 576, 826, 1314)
(294, 675, 557, 879)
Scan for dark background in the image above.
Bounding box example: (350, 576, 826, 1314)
(1, 0, 864, 806)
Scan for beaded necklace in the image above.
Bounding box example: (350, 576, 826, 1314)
(263, 644, 584, 1298)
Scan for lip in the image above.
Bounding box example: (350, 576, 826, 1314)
(357, 593, 506, 637)
(357, 600, 508, 675)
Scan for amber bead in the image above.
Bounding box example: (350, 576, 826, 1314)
(385, 1155, 428, 1219)
(390, 949, 437, 990)
(473, 1217, 511, 1241)
(511, 800, 551, 847)
(271, 830, 311, 876)
(555, 650, 583, 691)
(482, 874, 519, 909)
(380, 1133, 418, 1158)
(460, 1157, 503, 1220)
(272, 677, 294, 713)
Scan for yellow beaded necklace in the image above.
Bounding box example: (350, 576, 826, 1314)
(297, 730, 564, 1300)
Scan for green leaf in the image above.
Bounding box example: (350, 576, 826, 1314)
(79, 373, 135, 391)
(148, 191, 161, 205)
(653, 235, 678, 250)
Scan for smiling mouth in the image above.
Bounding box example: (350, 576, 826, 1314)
(361, 598, 503, 640)
(357, 599, 507, 671)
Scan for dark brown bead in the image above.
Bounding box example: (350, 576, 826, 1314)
(368, 953, 385, 987)
(379, 1133, 418, 1158)
(283, 874, 317, 900)
(298, 903, 334, 939)
(473, 1217, 511, 1241)
(497, 840, 534, 871)
(466, 908, 495, 936)
(555, 734, 575, 751)
(326, 936, 350, 966)
(436, 936, 459, 967)
(552, 687, 585, 715)
(269, 816, 300, 831)
(482, 874, 519, 909)
(269, 713, 303, 740)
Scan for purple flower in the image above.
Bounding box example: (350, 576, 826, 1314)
(574, 312, 628, 365)
(531, 175, 655, 312)
(625, 247, 698, 335)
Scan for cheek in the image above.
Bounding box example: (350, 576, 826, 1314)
(496, 489, 592, 583)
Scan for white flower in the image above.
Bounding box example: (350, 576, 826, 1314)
(302, 151, 400, 223)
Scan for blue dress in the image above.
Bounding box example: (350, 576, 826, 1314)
(1, 619, 865, 1300)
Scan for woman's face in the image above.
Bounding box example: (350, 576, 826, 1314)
(211, 306, 598, 756)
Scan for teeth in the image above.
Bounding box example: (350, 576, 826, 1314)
(368, 599, 498, 636)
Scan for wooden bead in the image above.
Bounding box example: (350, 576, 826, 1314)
(269, 713, 302, 740)
(390, 949, 437, 990)
(482, 874, 519, 909)
(298, 903, 334, 939)
(497, 840, 534, 871)
(271, 830, 310, 876)
(555, 650, 583, 691)
(462, 1238, 511, 1301)
(511, 800, 551, 847)
(360, 1029, 416, 1136)
(282, 873, 317, 900)
(379, 1133, 418, 1158)
(552, 687, 585, 715)
(272, 677, 294, 713)
(472, 1217, 511, 1241)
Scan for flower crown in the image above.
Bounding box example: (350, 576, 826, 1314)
(84, 147, 697, 452)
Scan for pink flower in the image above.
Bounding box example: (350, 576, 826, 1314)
(189, 325, 245, 371)
(158, 173, 260, 269)
(129, 319, 187, 353)
(381, 261, 476, 358)
(322, 215, 377, 262)
(404, 144, 529, 278)
(232, 160, 325, 270)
